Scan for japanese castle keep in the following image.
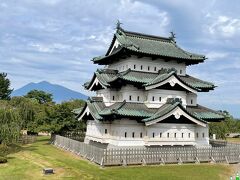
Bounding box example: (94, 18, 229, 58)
(77, 23, 224, 148)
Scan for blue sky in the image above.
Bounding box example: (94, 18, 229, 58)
(0, 0, 239, 117)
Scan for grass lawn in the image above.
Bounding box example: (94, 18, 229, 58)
(0, 136, 233, 180)
(227, 137, 240, 143)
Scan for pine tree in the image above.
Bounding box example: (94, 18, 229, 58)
(0, 73, 13, 100)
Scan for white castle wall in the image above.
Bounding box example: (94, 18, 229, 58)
(96, 85, 197, 107)
(84, 119, 209, 147)
(108, 56, 186, 75)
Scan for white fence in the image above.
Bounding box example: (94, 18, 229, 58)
(52, 135, 240, 166)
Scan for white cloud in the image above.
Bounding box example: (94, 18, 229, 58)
(206, 15, 240, 38)
(206, 51, 228, 61)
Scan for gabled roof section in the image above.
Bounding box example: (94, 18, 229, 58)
(144, 68, 198, 93)
(76, 97, 224, 123)
(93, 27, 205, 65)
(84, 68, 215, 92)
(142, 98, 207, 127)
(76, 97, 105, 121)
(83, 69, 119, 90)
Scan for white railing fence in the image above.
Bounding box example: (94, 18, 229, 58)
(51, 135, 240, 166)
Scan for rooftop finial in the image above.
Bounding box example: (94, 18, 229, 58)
(116, 20, 122, 29)
(169, 31, 176, 42)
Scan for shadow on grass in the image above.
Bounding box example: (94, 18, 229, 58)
(36, 137, 51, 142)
(21, 146, 37, 152)
(7, 156, 16, 160)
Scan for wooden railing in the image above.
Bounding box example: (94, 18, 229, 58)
(18, 135, 37, 144)
(52, 135, 240, 166)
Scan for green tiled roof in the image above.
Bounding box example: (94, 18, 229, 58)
(84, 69, 215, 92)
(145, 71, 175, 86)
(187, 105, 225, 121)
(179, 75, 215, 89)
(77, 97, 224, 123)
(93, 27, 205, 65)
(100, 101, 154, 118)
(142, 101, 180, 122)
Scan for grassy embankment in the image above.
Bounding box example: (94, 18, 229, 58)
(0, 136, 233, 180)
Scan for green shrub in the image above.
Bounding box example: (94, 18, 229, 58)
(0, 156, 7, 163)
(0, 144, 10, 157)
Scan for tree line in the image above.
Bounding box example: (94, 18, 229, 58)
(0, 73, 85, 145)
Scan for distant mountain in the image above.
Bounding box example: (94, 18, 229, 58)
(12, 81, 88, 103)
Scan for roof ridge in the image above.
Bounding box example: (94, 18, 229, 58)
(195, 104, 223, 115)
(143, 102, 179, 121)
(145, 70, 175, 86)
(116, 29, 140, 50)
(185, 74, 214, 85)
(110, 100, 126, 114)
(121, 28, 171, 42)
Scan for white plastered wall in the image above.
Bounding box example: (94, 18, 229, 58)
(84, 119, 209, 147)
(108, 56, 186, 75)
(96, 85, 192, 107)
(186, 93, 197, 106)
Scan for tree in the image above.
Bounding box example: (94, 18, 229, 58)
(0, 108, 21, 144)
(34, 99, 85, 133)
(10, 97, 38, 129)
(25, 90, 53, 104)
(209, 121, 227, 139)
(0, 73, 13, 100)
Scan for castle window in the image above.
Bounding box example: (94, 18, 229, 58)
(137, 96, 140, 101)
(188, 133, 191, 138)
(174, 133, 177, 138)
(154, 67, 157, 71)
(202, 133, 205, 138)
(140, 132, 143, 138)
(129, 95, 132, 101)
(152, 133, 155, 138)
(105, 129, 107, 134)
(191, 99, 193, 104)
(132, 132, 135, 138)
(182, 133, 184, 138)
(152, 96, 155, 101)
(159, 97, 161, 102)
(140, 65, 143, 70)
(196, 133, 199, 138)
(125, 132, 127, 138)
(134, 64, 136, 69)
(167, 133, 170, 138)
(148, 66, 150, 71)
(160, 133, 162, 138)
(180, 69, 182, 74)
(112, 96, 115, 101)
